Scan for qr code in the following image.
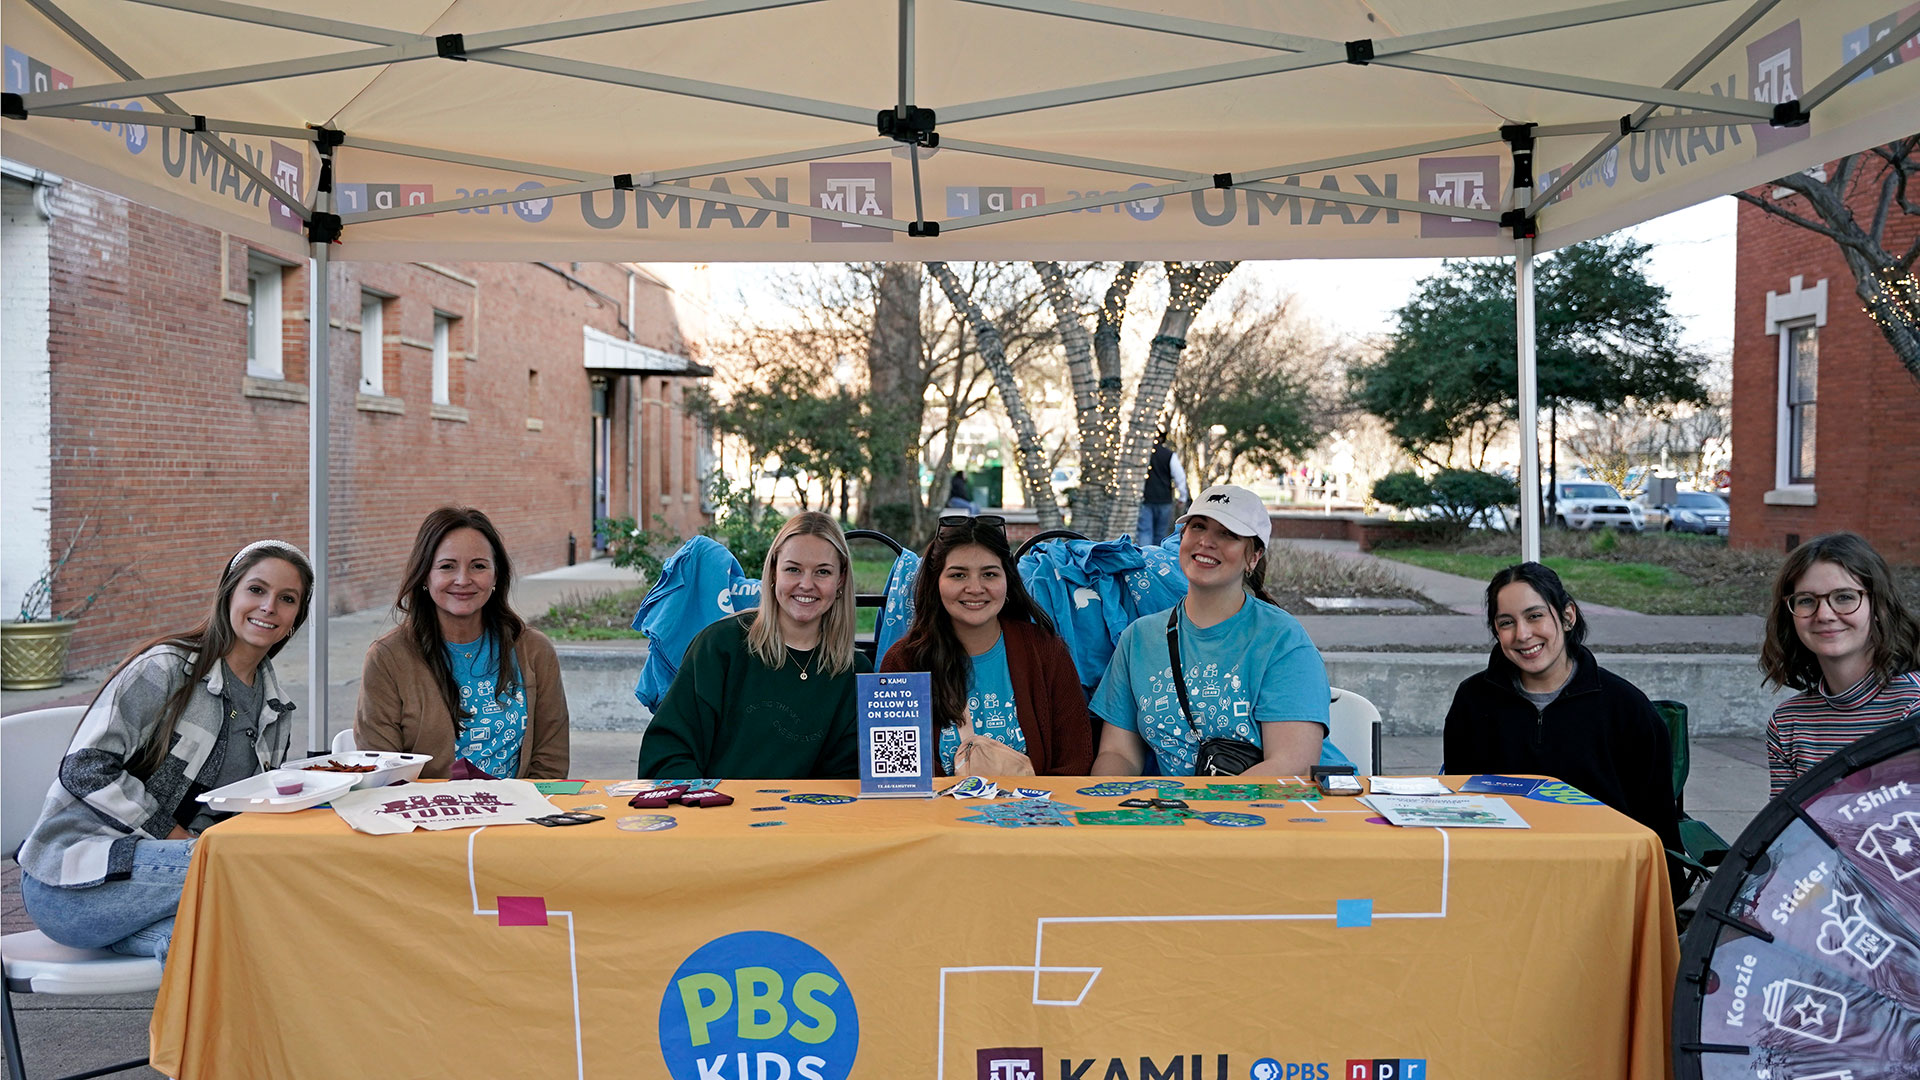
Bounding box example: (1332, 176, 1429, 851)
(870, 726, 922, 777)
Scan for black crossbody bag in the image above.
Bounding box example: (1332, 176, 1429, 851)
(1165, 606, 1265, 776)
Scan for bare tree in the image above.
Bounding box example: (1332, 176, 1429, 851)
(1099, 262, 1237, 539)
(1167, 290, 1333, 490)
(1561, 406, 1664, 497)
(927, 262, 1064, 529)
(863, 264, 926, 536)
(1735, 138, 1920, 382)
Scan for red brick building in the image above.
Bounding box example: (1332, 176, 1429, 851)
(1730, 163, 1920, 563)
(2, 169, 712, 670)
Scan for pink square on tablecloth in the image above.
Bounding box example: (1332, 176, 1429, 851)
(496, 896, 548, 927)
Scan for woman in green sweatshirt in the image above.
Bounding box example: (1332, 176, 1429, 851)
(636, 511, 872, 779)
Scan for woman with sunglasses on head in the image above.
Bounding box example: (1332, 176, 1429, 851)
(1762, 533, 1920, 797)
(356, 506, 570, 779)
(881, 514, 1093, 777)
(17, 540, 312, 966)
(1090, 485, 1347, 777)
(1440, 562, 1681, 851)
(637, 511, 871, 780)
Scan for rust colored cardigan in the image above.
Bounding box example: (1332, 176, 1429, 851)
(880, 617, 1094, 775)
(354, 625, 571, 779)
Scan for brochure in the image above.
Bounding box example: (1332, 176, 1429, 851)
(1361, 794, 1531, 829)
(1458, 774, 1544, 797)
(857, 671, 935, 798)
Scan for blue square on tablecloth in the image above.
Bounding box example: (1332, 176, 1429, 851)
(1335, 898, 1372, 928)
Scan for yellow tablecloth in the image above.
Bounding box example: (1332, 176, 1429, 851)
(150, 777, 1676, 1079)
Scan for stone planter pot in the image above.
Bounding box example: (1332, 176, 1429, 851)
(1, 619, 78, 690)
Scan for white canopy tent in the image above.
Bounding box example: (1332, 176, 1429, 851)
(5, 0, 1917, 749)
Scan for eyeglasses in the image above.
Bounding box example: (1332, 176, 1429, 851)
(938, 513, 1006, 536)
(1785, 588, 1867, 618)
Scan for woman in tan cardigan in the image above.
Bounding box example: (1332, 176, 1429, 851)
(355, 507, 569, 779)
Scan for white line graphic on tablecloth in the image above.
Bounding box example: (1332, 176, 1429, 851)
(467, 826, 585, 1079)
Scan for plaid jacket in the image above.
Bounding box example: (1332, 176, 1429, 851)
(17, 645, 294, 887)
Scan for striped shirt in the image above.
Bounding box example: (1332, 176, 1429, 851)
(1767, 670, 1920, 797)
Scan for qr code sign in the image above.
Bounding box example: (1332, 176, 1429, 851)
(870, 726, 922, 777)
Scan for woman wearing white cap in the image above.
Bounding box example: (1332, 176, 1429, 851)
(1090, 485, 1348, 777)
(17, 539, 313, 965)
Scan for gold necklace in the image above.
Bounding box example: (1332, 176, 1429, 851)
(789, 646, 818, 681)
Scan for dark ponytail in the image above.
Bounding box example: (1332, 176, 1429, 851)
(1243, 540, 1277, 606)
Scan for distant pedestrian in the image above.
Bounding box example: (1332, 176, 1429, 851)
(947, 470, 980, 514)
(1137, 430, 1189, 545)
(1762, 533, 1920, 797)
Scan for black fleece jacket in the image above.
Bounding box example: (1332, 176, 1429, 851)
(1441, 643, 1682, 854)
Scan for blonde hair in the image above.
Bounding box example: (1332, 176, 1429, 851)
(746, 511, 857, 677)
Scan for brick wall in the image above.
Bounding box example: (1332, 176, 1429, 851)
(1730, 168, 1920, 564)
(38, 183, 709, 669)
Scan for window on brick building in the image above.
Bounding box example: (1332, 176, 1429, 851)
(1783, 322, 1817, 484)
(526, 368, 542, 430)
(432, 313, 454, 405)
(246, 256, 284, 380)
(359, 293, 385, 396)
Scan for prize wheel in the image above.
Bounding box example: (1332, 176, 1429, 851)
(1675, 719, 1920, 1078)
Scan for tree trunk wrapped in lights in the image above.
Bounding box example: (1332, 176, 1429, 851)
(1099, 261, 1236, 541)
(1034, 260, 1141, 534)
(927, 262, 1064, 530)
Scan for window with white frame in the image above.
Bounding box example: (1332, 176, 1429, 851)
(432, 313, 453, 405)
(1784, 322, 1817, 484)
(246, 257, 283, 379)
(359, 293, 384, 395)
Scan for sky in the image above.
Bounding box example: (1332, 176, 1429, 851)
(660, 193, 1738, 360)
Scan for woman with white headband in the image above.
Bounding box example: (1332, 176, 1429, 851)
(17, 539, 314, 965)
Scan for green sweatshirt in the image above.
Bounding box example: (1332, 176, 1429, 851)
(636, 613, 871, 780)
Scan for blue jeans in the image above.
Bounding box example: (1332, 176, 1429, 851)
(19, 839, 195, 966)
(1137, 502, 1176, 546)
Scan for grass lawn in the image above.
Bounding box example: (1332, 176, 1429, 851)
(1377, 549, 1748, 614)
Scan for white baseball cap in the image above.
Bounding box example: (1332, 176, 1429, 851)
(1177, 484, 1272, 547)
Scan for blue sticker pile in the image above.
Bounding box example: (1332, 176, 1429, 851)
(1196, 812, 1266, 828)
(1076, 779, 1185, 797)
(1459, 775, 1602, 805)
(958, 798, 1083, 828)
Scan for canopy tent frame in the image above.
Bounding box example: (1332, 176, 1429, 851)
(4, 0, 1916, 753)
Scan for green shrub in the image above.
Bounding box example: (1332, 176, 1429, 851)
(595, 516, 680, 586)
(1371, 471, 1434, 512)
(702, 472, 785, 575)
(1429, 468, 1519, 530)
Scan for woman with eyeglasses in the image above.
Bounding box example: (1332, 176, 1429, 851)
(1440, 562, 1682, 852)
(1762, 533, 1920, 797)
(1090, 485, 1347, 777)
(881, 514, 1093, 777)
(637, 511, 871, 779)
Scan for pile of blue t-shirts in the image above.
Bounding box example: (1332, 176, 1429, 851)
(1017, 532, 1186, 692)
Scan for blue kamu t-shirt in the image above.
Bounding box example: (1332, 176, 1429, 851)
(937, 635, 1027, 774)
(1090, 596, 1349, 776)
(447, 633, 528, 778)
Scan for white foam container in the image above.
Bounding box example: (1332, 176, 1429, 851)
(196, 769, 358, 814)
(279, 750, 433, 791)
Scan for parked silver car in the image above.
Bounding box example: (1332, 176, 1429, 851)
(1554, 482, 1644, 531)
(1640, 490, 1730, 537)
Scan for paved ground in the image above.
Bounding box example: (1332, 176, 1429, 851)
(1, 542, 1775, 1077)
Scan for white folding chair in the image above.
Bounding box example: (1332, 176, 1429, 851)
(3, 705, 165, 1080)
(330, 727, 357, 756)
(1326, 687, 1383, 775)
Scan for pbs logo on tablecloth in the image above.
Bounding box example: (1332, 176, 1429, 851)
(659, 930, 859, 1080)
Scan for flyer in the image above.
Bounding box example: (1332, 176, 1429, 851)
(857, 671, 934, 798)
(1361, 794, 1531, 829)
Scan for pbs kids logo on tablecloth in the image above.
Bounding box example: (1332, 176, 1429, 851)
(659, 930, 858, 1080)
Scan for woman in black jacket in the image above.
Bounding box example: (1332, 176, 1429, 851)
(1441, 562, 1682, 853)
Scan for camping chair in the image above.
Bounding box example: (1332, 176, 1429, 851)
(1652, 698, 1730, 916)
(844, 529, 906, 666)
(1326, 688, 1383, 775)
(2, 706, 166, 1080)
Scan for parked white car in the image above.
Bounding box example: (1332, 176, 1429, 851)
(1554, 482, 1645, 531)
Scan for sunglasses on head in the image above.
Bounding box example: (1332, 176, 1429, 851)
(938, 513, 1006, 535)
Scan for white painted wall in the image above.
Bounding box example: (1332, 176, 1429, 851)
(2, 172, 54, 620)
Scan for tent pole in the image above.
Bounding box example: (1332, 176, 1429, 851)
(307, 187, 332, 756)
(1515, 235, 1541, 564)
